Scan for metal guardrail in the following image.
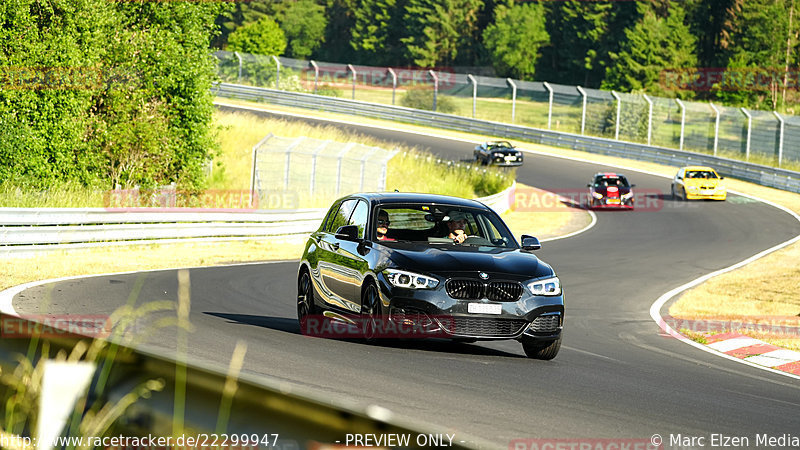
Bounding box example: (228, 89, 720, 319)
(0, 312, 479, 449)
(213, 83, 800, 195)
(0, 185, 516, 252)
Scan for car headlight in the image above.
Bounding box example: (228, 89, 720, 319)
(527, 277, 561, 296)
(384, 269, 439, 289)
(621, 192, 633, 200)
(592, 192, 604, 199)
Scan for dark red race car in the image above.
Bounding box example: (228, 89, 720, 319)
(586, 172, 635, 210)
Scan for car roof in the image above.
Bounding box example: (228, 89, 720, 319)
(343, 192, 487, 208)
(593, 172, 625, 178)
(683, 165, 717, 171)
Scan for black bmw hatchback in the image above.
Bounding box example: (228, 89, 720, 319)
(297, 192, 564, 359)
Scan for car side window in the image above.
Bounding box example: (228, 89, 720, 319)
(348, 200, 369, 238)
(326, 199, 357, 233)
(320, 202, 340, 232)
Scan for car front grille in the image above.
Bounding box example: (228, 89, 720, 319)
(529, 314, 561, 334)
(446, 280, 484, 300)
(440, 317, 528, 337)
(446, 279, 523, 302)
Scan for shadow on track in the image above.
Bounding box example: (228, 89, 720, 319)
(204, 312, 524, 359)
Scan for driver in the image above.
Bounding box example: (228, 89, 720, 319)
(445, 211, 469, 244)
(376, 209, 395, 241)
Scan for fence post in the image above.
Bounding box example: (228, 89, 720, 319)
(675, 98, 686, 151)
(507, 78, 517, 123)
(347, 64, 356, 100)
(359, 147, 380, 191)
(544, 82, 554, 129)
(234, 51, 242, 83)
(576, 86, 587, 135)
(310, 60, 319, 95)
(467, 74, 477, 118)
(284, 137, 305, 191)
(335, 143, 354, 195)
(709, 102, 721, 156)
(643, 94, 653, 145)
(309, 142, 327, 197)
(388, 68, 397, 105)
(611, 91, 621, 140)
(741, 107, 752, 160)
(774, 111, 785, 167)
(429, 70, 438, 112)
(272, 55, 281, 90)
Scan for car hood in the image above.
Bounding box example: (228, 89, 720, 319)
(385, 244, 553, 280)
(684, 178, 722, 187)
(594, 186, 631, 195)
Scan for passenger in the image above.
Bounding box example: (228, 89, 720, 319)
(376, 210, 395, 241)
(445, 211, 469, 244)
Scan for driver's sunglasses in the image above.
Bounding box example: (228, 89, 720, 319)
(377, 219, 390, 226)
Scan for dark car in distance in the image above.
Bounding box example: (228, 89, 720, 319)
(474, 141, 524, 167)
(587, 172, 635, 210)
(297, 192, 564, 359)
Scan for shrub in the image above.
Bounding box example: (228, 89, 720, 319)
(400, 88, 456, 114)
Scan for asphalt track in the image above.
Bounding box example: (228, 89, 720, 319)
(13, 107, 800, 448)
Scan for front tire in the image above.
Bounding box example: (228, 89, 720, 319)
(521, 336, 561, 360)
(361, 282, 382, 341)
(297, 270, 315, 335)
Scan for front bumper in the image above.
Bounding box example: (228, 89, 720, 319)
(376, 274, 563, 341)
(686, 190, 726, 200)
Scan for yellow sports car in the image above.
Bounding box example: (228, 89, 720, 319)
(671, 166, 727, 201)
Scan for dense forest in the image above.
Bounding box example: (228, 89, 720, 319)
(216, 0, 800, 112)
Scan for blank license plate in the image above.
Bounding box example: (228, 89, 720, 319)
(468, 303, 502, 314)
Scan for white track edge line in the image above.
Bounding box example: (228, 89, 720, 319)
(0, 260, 292, 318)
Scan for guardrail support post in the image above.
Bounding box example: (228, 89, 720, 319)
(577, 86, 587, 135)
(544, 82, 554, 129)
(388, 68, 397, 105)
(709, 102, 721, 156)
(234, 51, 243, 83)
(272, 55, 281, 90)
(675, 98, 686, 151)
(774, 111, 785, 167)
(507, 78, 517, 123)
(467, 74, 477, 118)
(347, 64, 356, 100)
(643, 94, 653, 145)
(741, 107, 752, 160)
(310, 60, 319, 95)
(611, 90, 621, 140)
(429, 70, 439, 112)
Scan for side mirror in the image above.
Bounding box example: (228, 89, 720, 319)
(677, 176, 683, 180)
(630, 184, 637, 188)
(335, 225, 360, 241)
(521, 235, 541, 251)
(586, 184, 591, 188)
(719, 176, 725, 180)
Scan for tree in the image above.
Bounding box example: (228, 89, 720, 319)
(719, 0, 798, 109)
(0, 0, 226, 189)
(226, 16, 287, 56)
(275, 0, 328, 59)
(213, 0, 277, 48)
(350, 0, 408, 64)
(602, 2, 698, 97)
(482, 2, 549, 80)
(400, 0, 484, 67)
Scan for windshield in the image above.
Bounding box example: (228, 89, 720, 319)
(686, 170, 718, 179)
(595, 176, 630, 187)
(374, 204, 517, 248)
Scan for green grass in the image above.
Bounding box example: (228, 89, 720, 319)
(1, 111, 513, 209)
